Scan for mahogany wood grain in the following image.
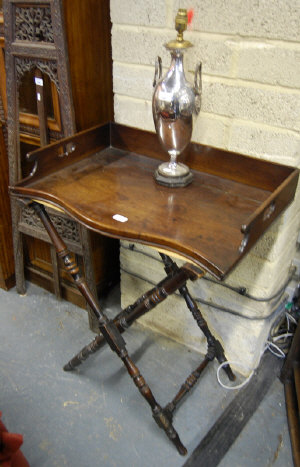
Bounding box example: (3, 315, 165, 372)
(25, 123, 110, 182)
(110, 123, 292, 191)
(11, 123, 299, 280)
(63, 0, 113, 131)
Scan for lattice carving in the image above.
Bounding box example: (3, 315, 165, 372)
(19, 123, 63, 141)
(15, 6, 53, 43)
(21, 206, 81, 244)
(15, 57, 59, 91)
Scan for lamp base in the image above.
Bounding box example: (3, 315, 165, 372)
(154, 165, 193, 188)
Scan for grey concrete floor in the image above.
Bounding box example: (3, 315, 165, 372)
(0, 283, 294, 466)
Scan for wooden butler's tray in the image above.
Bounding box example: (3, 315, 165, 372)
(8, 121, 300, 455)
(10, 122, 299, 280)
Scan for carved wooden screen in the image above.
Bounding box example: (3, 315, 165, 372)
(3, 0, 100, 329)
(4, 0, 76, 184)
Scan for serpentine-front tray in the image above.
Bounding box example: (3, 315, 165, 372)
(10, 122, 299, 279)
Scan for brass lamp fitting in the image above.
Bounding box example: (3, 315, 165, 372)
(175, 9, 188, 42)
(165, 8, 193, 50)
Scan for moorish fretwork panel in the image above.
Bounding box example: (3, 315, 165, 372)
(21, 205, 81, 244)
(15, 6, 54, 43)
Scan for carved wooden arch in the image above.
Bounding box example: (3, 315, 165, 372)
(15, 57, 59, 92)
(15, 57, 62, 136)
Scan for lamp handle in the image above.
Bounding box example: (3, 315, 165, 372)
(153, 56, 162, 87)
(194, 61, 202, 114)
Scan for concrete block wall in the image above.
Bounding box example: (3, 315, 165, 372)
(111, 0, 300, 373)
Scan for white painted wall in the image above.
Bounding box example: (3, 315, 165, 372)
(110, 0, 300, 373)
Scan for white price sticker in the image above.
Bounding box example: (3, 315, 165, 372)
(112, 214, 128, 223)
(35, 77, 43, 86)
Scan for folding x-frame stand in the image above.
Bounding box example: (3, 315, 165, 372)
(32, 201, 235, 456)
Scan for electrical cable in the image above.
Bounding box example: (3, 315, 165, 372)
(265, 341, 286, 358)
(273, 332, 294, 342)
(217, 319, 297, 389)
(216, 361, 255, 390)
(203, 270, 295, 303)
(120, 265, 287, 321)
(121, 243, 296, 303)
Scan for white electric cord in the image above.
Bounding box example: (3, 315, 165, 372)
(265, 341, 285, 358)
(272, 332, 294, 342)
(266, 332, 294, 358)
(216, 361, 255, 390)
(285, 311, 297, 328)
(217, 314, 296, 390)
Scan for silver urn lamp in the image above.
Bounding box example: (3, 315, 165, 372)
(152, 8, 202, 187)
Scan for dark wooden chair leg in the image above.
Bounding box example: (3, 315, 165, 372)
(163, 356, 211, 421)
(64, 265, 197, 370)
(63, 304, 133, 371)
(121, 354, 187, 455)
(179, 284, 235, 381)
(31, 201, 187, 455)
(50, 245, 62, 299)
(160, 253, 235, 383)
(64, 249, 234, 424)
(63, 334, 105, 371)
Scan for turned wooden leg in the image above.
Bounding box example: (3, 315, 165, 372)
(63, 278, 172, 370)
(63, 308, 130, 371)
(50, 245, 62, 299)
(164, 356, 211, 420)
(159, 253, 235, 382)
(179, 284, 235, 382)
(64, 264, 197, 370)
(31, 202, 188, 455)
(31, 202, 127, 354)
(122, 355, 187, 455)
